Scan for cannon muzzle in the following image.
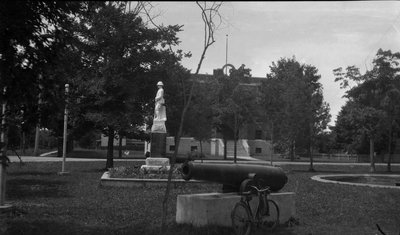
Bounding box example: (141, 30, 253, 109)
(181, 162, 287, 192)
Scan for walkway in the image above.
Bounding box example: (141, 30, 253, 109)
(7, 154, 400, 166)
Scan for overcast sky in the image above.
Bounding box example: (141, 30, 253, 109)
(146, 1, 400, 126)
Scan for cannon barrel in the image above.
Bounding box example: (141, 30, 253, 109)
(181, 162, 288, 192)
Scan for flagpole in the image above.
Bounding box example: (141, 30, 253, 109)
(225, 34, 228, 74)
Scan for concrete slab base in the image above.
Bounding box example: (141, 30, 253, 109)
(140, 157, 170, 173)
(176, 192, 295, 227)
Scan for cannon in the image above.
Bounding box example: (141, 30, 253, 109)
(181, 162, 288, 192)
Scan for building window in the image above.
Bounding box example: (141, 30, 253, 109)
(255, 148, 262, 154)
(255, 130, 262, 139)
(191, 146, 198, 151)
(169, 145, 175, 151)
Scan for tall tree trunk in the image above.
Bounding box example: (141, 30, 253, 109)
(290, 139, 295, 162)
(308, 121, 315, 172)
(270, 121, 274, 165)
(308, 138, 314, 172)
(223, 137, 227, 160)
(106, 127, 114, 169)
(387, 121, 393, 172)
(33, 125, 40, 156)
(161, 88, 192, 230)
(161, 2, 220, 230)
(199, 140, 203, 163)
(118, 135, 122, 158)
(234, 112, 237, 163)
(234, 138, 237, 163)
(21, 131, 26, 154)
(369, 137, 375, 172)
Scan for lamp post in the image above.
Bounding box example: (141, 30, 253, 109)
(59, 84, 70, 175)
(0, 86, 12, 211)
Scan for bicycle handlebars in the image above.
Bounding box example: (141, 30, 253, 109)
(250, 185, 271, 194)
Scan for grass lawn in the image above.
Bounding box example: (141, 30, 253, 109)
(1, 161, 400, 235)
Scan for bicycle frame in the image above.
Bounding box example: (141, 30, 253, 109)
(231, 185, 279, 235)
(240, 191, 270, 223)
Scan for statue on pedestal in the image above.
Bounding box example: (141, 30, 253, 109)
(151, 81, 167, 133)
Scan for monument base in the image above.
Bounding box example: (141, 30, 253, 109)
(176, 192, 296, 227)
(140, 157, 170, 173)
(150, 132, 167, 158)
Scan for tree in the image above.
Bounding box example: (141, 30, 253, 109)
(334, 49, 400, 172)
(183, 79, 218, 158)
(160, 1, 223, 231)
(0, 1, 85, 150)
(71, 2, 182, 169)
(372, 50, 400, 171)
(215, 65, 260, 162)
(265, 58, 306, 161)
(263, 57, 330, 170)
(335, 101, 385, 172)
(301, 65, 331, 171)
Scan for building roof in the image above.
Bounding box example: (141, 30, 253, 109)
(190, 72, 268, 86)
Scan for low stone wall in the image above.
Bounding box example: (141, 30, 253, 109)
(176, 192, 296, 227)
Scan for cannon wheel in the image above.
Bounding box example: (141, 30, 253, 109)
(231, 201, 252, 235)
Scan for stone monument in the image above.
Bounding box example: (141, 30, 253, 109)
(150, 81, 167, 158)
(151, 81, 167, 133)
(141, 81, 169, 173)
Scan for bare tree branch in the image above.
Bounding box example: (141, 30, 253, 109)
(160, 1, 224, 232)
(122, 1, 163, 28)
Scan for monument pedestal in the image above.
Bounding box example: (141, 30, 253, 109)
(150, 119, 167, 158)
(150, 132, 167, 158)
(140, 157, 170, 173)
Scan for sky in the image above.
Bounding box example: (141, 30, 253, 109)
(144, 1, 400, 126)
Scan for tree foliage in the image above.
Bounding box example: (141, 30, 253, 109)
(67, 2, 183, 168)
(0, 1, 85, 147)
(334, 49, 400, 171)
(262, 57, 330, 168)
(213, 65, 260, 162)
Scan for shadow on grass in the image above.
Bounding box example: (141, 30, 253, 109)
(6, 179, 70, 199)
(2, 219, 299, 235)
(80, 168, 108, 173)
(3, 220, 116, 235)
(8, 172, 55, 176)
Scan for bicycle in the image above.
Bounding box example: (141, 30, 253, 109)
(231, 180, 280, 235)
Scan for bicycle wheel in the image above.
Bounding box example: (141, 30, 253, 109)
(231, 201, 252, 235)
(258, 199, 279, 232)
